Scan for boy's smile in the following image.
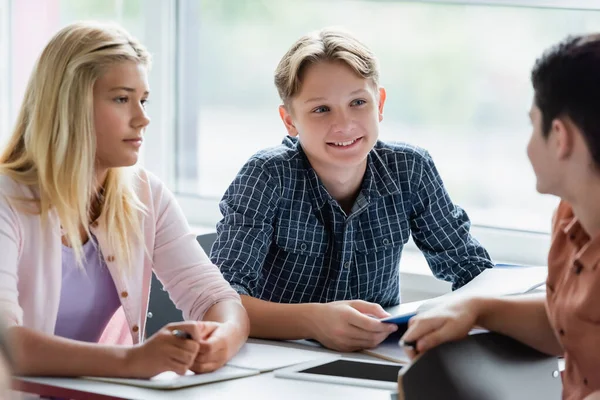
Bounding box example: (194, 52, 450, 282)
(279, 60, 386, 178)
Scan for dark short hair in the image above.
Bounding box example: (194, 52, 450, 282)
(531, 34, 600, 167)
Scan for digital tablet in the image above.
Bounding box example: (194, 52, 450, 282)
(274, 356, 404, 390)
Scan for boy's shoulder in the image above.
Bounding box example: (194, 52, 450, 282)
(372, 140, 432, 165)
(245, 136, 305, 169)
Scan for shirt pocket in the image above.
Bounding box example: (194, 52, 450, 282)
(274, 221, 328, 258)
(354, 219, 409, 255)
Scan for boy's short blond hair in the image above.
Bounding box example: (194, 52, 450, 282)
(274, 28, 380, 105)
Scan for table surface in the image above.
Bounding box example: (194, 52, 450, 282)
(13, 338, 400, 400)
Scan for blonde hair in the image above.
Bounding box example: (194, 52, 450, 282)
(0, 21, 150, 270)
(274, 28, 380, 105)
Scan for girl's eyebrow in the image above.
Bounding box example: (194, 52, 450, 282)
(109, 86, 150, 95)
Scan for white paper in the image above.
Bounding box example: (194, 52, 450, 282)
(420, 266, 547, 312)
(227, 342, 330, 372)
(85, 365, 258, 389)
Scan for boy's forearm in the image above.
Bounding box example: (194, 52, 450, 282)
(474, 294, 563, 356)
(240, 295, 318, 340)
(8, 326, 131, 377)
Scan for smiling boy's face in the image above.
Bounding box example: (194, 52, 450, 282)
(279, 60, 386, 173)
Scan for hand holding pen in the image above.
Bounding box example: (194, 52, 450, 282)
(399, 298, 480, 360)
(123, 322, 204, 378)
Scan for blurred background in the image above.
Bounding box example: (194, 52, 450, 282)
(2, 0, 599, 238)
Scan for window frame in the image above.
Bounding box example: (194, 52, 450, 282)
(0, 0, 11, 145)
(171, 0, 591, 267)
(2, 0, 592, 268)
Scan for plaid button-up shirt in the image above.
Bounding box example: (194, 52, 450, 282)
(212, 136, 493, 307)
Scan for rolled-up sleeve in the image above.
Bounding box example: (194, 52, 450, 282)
(211, 159, 279, 297)
(150, 179, 240, 321)
(409, 151, 494, 289)
(0, 193, 22, 327)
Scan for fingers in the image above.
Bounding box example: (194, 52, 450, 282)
(192, 361, 223, 374)
(322, 327, 392, 352)
(165, 321, 207, 341)
(348, 300, 390, 319)
(346, 308, 398, 335)
(401, 315, 445, 345)
(197, 322, 220, 340)
(167, 346, 197, 366)
(191, 341, 228, 373)
(169, 334, 200, 353)
(413, 321, 470, 354)
(347, 331, 391, 350)
(167, 359, 191, 376)
(400, 314, 472, 359)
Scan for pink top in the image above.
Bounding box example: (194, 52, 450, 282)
(0, 169, 240, 345)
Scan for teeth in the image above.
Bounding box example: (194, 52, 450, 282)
(333, 139, 357, 147)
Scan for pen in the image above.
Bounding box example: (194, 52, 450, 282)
(172, 329, 193, 340)
(399, 339, 418, 352)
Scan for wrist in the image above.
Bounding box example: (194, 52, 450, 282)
(300, 303, 323, 340)
(121, 345, 140, 378)
(471, 296, 494, 328)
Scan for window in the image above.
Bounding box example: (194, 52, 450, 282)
(3, 0, 599, 267)
(2, 0, 175, 180)
(175, 0, 600, 235)
(0, 0, 9, 143)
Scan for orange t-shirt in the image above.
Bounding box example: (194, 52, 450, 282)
(546, 201, 600, 399)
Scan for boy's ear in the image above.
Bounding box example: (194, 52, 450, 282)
(378, 87, 387, 123)
(279, 105, 299, 137)
(552, 117, 574, 161)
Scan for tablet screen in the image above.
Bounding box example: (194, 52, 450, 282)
(299, 360, 403, 382)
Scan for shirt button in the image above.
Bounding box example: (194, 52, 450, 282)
(132, 325, 139, 333)
(344, 261, 351, 268)
(121, 291, 129, 298)
(559, 329, 565, 336)
(583, 378, 588, 386)
(147, 312, 153, 319)
(573, 260, 583, 275)
(300, 243, 307, 251)
(383, 238, 390, 246)
(107, 255, 115, 262)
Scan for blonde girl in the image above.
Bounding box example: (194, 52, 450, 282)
(0, 21, 248, 378)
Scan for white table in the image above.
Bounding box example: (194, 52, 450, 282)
(12, 339, 399, 400)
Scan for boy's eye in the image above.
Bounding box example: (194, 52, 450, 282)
(351, 99, 367, 106)
(114, 96, 128, 104)
(141, 99, 149, 108)
(312, 106, 330, 113)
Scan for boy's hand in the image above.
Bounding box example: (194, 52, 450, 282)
(400, 298, 480, 359)
(309, 300, 398, 352)
(190, 321, 246, 374)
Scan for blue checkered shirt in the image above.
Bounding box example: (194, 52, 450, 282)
(212, 136, 493, 307)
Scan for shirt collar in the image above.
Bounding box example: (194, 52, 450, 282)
(283, 137, 402, 210)
(561, 209, 600, 269)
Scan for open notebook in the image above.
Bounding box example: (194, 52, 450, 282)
(85, 366, 258, 389)
(381, 265, 547, 325)
(364, 265, 548, 363)
(84, 342, 329, 389)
